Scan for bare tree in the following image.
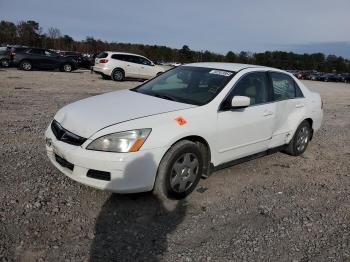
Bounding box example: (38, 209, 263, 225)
(47, 27, 61, 49)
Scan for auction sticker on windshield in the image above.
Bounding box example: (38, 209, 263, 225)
(209, 70, 233, 77)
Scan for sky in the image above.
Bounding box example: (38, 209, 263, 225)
(1, 0, 350, 57)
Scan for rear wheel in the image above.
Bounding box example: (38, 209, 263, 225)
(285, 121, 311, 156)
(153, 140, 203, 200)
(20, 60, 32, 71)
(112, 69, 124, 81)
(0, 59, 9, 67)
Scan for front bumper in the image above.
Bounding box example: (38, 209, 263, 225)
(45, 126, 167, 193)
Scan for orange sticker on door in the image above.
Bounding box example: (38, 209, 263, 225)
(175, 116, 187, 126)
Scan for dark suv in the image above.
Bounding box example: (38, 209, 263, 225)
(0, 46, 11, 67)
(12, 48, 78, 72)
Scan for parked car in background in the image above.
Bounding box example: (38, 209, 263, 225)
(45, 62, 323, 199)
(93, 52, 164, 81)
(12, 48, 78, 72)
(307, 72, 323, 81)
(60, 51, 93, 69)
(319, 73, 344, 82)
(0, 46, 11, 67)
(341, 73, 350, 83)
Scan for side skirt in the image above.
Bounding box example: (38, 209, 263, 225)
(203, 145, 286, 178)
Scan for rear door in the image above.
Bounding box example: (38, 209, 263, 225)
(42, 50, 60, 69)
(216, 71, 275, 163)
(268, 72, 306, 147)
(27, 49, 46, 67)
(123, 55, 140, 77)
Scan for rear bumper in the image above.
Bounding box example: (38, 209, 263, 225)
(92, 65, 112, 76)
(45, 125, 167, 193)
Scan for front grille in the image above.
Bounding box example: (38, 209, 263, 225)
(51, 120, 87, 146)
(55, 154, 74, 171)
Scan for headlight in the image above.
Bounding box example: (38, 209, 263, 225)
(86, 129, 151, 153)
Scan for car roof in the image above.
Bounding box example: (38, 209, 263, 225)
(184, 62, 282, 72)
(105, 51, 145, 58)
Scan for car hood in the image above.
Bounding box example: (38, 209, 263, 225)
(54, 89, 195, 138)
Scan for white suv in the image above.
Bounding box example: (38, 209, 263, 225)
(92, 51, 164, 81)
(46, 63, 323, 199)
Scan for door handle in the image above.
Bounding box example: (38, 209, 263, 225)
(295, 104, 304, 108)
(126, 64, 130, 66)
(263, 110, 273, 116)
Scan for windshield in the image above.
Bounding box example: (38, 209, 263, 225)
(133, 66, 235, 106)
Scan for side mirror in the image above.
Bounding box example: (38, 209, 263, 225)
(151, 62, 155, 66)
(231, 96, 250, 108)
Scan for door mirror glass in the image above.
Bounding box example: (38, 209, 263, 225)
(231, 96, 250, 108)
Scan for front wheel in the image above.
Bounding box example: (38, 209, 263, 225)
(285, 121, 311, 156)
(153, 140, 203, 200)
(61, 63, 73, 72)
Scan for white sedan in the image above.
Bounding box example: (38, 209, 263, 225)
(45, 63, 323, 199)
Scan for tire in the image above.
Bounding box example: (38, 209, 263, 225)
(112, 69, 124, 81)
(153, 140, 204, 200)
(61, 63, 73, 72)
(20, 60, 32, 71)
(0, 59, 9, 67)
(285, 121, 311, 156)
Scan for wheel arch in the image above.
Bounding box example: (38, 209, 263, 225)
(304, 117, 314, 140)
(168, 135, 212, 177)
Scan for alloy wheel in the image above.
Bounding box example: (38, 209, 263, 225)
(63, 64, 72, 72)
(170, 153, 199, 193)
(113, 70, 123, 81)
(22, 62, 32, 70)
(296, 126, 309, 152)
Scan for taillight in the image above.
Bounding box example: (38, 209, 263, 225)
(99, 59, 108, 64)
(10, 52, 16, 57)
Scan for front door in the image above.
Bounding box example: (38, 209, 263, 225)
(137, 57, 156, 79)
(216, 71, 275, 164)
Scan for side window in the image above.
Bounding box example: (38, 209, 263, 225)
(29, 49, 44, 55)
(138, 57, 152, 66)
(270, 72, 299, 101)
(44, 50, 56, 57)
(125, 55, 138, 63)
(111, 54, 124, 61)
(229, 72, 270, 106)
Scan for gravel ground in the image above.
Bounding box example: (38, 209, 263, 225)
(0, 68, 349, 262)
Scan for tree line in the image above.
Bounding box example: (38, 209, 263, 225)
(1, 20, 349, 73)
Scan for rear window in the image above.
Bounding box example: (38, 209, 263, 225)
(96, 52, 108, 58)
(111, 54, 127, 61)
(12, 47, 28, 53)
